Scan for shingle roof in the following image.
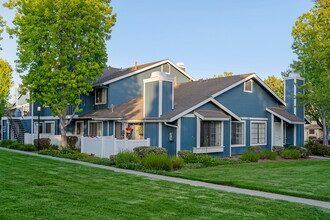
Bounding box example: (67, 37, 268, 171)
(93, 60, 166, 86)
(266, 107, 305, 124)
(80, 73, 254, 121)
(194, 110, 230, 119)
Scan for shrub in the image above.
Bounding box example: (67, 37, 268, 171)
(183, 163, 205, 169)
(19, 144, 36, 151)
(240, 151, 259, 162)
(33, 138, 51, 150)
(304, 141, 330, 156)
(133, 146, 167, 159)
(115, 163, 145, 171)
(308, 136, 317, 140)
(115, 151, 140, 164)
(0, 139, 15, 147)
(183, 154, 219, 167)
(272, 146, 285, 156)
(259, 150, 277, 160)
(60, 148, 76, 155)
(8, 142, 24, 150)
(178, 150, 193, 159)
(38, 149, 61, 157)
(67, 136, 78, 149)
(281, 149, 301, 159)
(288, 145, 310, 157)
(142, 153, 173, 171)
(248, 146, 261, 154)
(80, 157, 113, 166)
(49, 144, 59, 150)
(171, 156, 185, 170)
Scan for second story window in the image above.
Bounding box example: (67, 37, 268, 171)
(95, 88, 107, 105)
(244, 80, 253, 93)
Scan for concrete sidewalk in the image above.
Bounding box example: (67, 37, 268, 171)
(1, 147, 330, 210)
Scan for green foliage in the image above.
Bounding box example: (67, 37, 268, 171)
(259, 150, 277, 160)
(178, 150, 193, 158)
(8, 142, 24, 150)
(142, 153, 173, 171)
(171, 156, 185, 170)
(115, 151, 140, 165)
(67, 136, 78, 149)
(133, 146, 167, 159)
(305, 141, 330, 156)
(248, 146, 261, 154)
(272, 146, 285, 156)
(19, 144, 36, 151)
(115, 163, 145, 171)
(240, 151, 259, 162)
(182, 154, 219, 167)
(80, 157, 113, 166)
(0, 139, 15, 147)
(308, 136, 317, 140)
(49, 144, 59, 150)
(281, 150, 301, 159)
(288, 145, 310, 157)
(4, 0, 116, 147)
(263, 75, 284, 99)
(0, 58, 13, 117)
(38, 149, 62, 157)
(33, 138, 51, 150)
(213, 72, 234, 78)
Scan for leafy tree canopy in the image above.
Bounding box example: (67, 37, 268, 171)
(0, 58, 13, 118)
(4, 0, 116, 146)
(213, 72, 234, 78)
(263, 75, 284, 99)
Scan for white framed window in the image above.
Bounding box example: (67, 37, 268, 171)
(200, 121, 222, 147)
(127, 123, 144, 140)
(75, 121, 84, 136)
(244, 80, 253, 93)
(88, 121, 103, 136)
(231, 121, 245, 146)
(45, 121, 55, 134)
(34, 122, 44, 134)
(95, 88, 107, 105)
(251, 121, 267, 145)
(115, 122, 123, 139)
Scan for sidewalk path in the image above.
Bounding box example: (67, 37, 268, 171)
(1, 147, 330, 210)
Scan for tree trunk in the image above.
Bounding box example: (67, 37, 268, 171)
(60, 116, 67, 148)
(321, 116, 328, 146)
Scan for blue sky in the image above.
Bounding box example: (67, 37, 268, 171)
(0, 0, 314, 99)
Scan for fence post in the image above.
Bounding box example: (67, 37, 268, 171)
(81, 136, 84, 153)
(101, 137, 104, 158)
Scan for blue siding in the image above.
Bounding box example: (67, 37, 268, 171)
(2, 120, 8, 140)
(145, 82, 159, 117)
(296, 124, 304, 146)
(109, 121, 114, 136)
(223, 120, 230, 157)
(21, 119, 31, 133)
(162, 124, 177, 155)
(103, 121, 108, 136)
(216, 79, 280, 118)
(144, 122, 159, 146)
(79, 93, 95, 115)
(162, 81, 173, 115)
(109, 66, 161, 106)
(180, 117, 197, 150)
(285, 124, 294, 147)
(285, 79, 295, 115)
(166, 64, 192, 84)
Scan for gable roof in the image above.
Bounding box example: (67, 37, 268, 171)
(266, 107, 305, 124)
(93, 59, 195, 86)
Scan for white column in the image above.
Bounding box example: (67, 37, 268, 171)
(176, 119, 181, 154)
(158, 122, 162, 148)
(294, 124, 296, 146)
(196, 117, 200, 148)
(280, 119, 284, 147)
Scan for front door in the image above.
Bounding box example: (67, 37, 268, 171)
(274, 122, 283, 146)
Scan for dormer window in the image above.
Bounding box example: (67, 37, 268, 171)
(95, 88, 107, 105)
(244, 80, 253, 93)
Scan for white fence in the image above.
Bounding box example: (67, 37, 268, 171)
(24, 133, 81, 148)
(81, 136, 150, 158)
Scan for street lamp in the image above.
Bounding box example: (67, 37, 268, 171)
(37, 106, 41, 151)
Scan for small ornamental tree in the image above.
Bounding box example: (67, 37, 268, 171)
(263, 75, 284, 99)
(5, 0, 116, 147)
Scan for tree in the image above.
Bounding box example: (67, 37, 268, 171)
(5, 0, 116, 147)
(0, 59, 13, 118)
(291, 0, 330, 145)
(263, 76, 284, 99)
(213, 72, 234, 78)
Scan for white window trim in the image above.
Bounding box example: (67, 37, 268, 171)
(95, 88, 107, 105)
(34, 122, 44, 134)
(88, 121, 103, 136)
(75, 121, 84, 135)
(231, 121, 246, 147)
(45, 121, 55, 134)
(198, 120, 224, 148)
(250, 121, 267, 146)
(244, 80, 253, 93)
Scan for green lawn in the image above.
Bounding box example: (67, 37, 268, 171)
(165, 160, 330, 201)
(0, 150, 329, 220)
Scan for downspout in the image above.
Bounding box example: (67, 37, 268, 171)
(164, 122, 177, 128)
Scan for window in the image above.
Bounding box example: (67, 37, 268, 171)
(127, 123, 144, 140)
(45, 122, 55, 134)
(88, 121, 103, 136)
(200, 121, 222, 147)
(75, 121, 84, 135)
(309, 129, 315, 135)
(34, 122, 43, 134)
(95, 88, 107, 104)
(231, 121, 245, 146)
(244, 80, 253, 93)
(115, 122, 123, 139)
(251, 122, 267, 145)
